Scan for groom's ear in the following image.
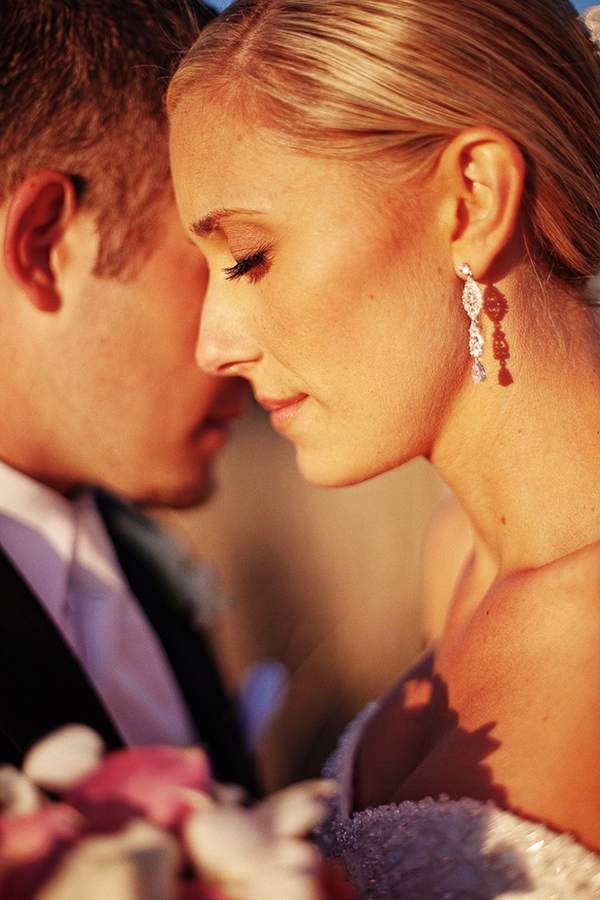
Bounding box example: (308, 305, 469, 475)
(436, 128, 526, 282)
(3, 170, 80, 312)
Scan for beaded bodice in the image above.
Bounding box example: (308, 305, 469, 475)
(313, 704, 600, 899)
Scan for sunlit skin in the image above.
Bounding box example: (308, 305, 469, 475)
(0, 191, 248, 507)
(170, 97, 600, 850)
(170, 102, 468, 489)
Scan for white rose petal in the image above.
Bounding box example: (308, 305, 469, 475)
(0, 764, 45, 814)
(37, 819, 180, 900)
(265, 780, 336, 837)
(185, 778, 335, 900)
(247, 865, 322, 900)
(23, 724, 105, 791)
(186, 805, 268, 878)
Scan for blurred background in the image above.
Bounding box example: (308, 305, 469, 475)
(155, 401, 446, 791)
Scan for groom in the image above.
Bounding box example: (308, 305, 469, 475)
(0, 0, 259, 795)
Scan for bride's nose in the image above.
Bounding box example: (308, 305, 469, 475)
(196, 288, 262, 376)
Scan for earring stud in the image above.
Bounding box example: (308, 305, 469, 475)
(459, 263, 486, 383)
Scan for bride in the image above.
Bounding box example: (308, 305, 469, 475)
(167, 0, 600, 895)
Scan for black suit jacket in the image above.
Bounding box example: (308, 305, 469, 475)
(0, 492, 259, 796)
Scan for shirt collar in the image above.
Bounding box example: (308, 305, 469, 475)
(0, 459, 77, 561)
(0, 461, 125, 624)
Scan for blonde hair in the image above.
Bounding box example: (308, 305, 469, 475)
(169, 0, 600, 287)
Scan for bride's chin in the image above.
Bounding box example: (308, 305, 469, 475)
(294, 446, 379, 489)
(292, 446, 341, 487)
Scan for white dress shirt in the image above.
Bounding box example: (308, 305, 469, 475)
(0, 460, 197, 747)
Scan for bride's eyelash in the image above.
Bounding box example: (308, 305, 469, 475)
(223, 248, 272, 283)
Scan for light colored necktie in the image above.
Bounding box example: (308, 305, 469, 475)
(67, 496, 197, 747)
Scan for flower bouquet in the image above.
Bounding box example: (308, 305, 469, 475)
(0, 726, 357, 900)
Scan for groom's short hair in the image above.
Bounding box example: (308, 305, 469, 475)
(0, 0, 212, 278)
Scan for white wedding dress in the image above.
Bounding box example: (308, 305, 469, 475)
(313, 704, 600, 899)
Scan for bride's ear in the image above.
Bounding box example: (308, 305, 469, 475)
(436, 128, 525, 281)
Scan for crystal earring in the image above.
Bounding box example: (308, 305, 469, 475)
(458, 263, 486, 383)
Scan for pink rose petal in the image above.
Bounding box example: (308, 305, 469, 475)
(177, 881, 232, 900)
(0, 804, 83, 900)
(63, 745, 212, 834)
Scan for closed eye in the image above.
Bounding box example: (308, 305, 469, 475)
(223, 249, 272, 283)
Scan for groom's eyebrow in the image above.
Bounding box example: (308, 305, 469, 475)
(191, 208, 260, 236)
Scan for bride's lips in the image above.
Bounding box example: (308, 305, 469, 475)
(257, 393, 309, 432)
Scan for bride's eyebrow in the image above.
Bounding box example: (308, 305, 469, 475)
(190, 208, 261, 237)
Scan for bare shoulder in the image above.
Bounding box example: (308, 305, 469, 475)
(462, 538, 600, 670)
(407, 539, 600, 850)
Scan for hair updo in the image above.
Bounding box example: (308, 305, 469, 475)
(169, 0, 600, 288)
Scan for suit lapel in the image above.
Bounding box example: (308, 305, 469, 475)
(0, 546, 123, 766)
(96, 491, 260, 796)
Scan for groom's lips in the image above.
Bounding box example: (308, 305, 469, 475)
(196, 379, 249, 439)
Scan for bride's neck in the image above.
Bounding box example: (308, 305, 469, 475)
(430, 281, 600, 576)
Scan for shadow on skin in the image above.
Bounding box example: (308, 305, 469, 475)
(397, 673, 509, 811)
(485, 287, 513, 386)
(351, 674, 533, 896)
(356, 671, 509, 811)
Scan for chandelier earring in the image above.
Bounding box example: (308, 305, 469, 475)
(458, 263, 486, 383)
